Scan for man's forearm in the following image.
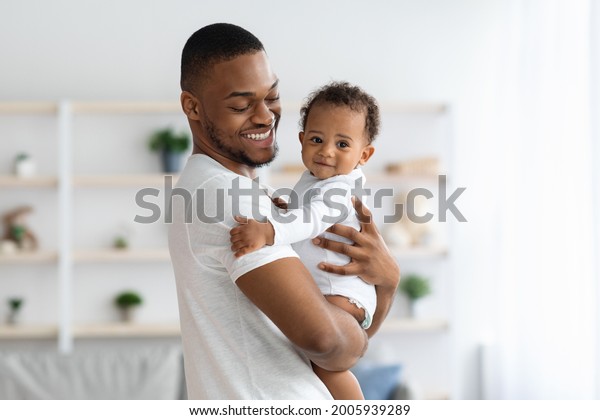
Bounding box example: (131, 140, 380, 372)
(236, 257, 368, 372)
(366, 283, 397, 338)
(306, 303, 369, 371)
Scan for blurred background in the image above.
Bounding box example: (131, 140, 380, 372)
(0, 0, 598, 400)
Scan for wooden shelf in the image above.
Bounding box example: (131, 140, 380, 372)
(73, 249, 171, 263)
(390, 245, 448, 259)
(0, 325, 58, 339)
(380, 318, 449, 333)
(0, 251, 59, 264)
(0, 324, 181, 339)
(73, 174, 178, 188)
(0, 175, 58, 188)
(0, 102, 57, 114)
(72, 323, 180, 338)
(71, 101, 182, 114)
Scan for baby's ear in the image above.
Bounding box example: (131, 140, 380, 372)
(298, 131, 304, 145)
(359, 144, 375, 165)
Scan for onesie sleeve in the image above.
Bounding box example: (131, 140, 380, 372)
(269, 179, 353, 246)
(183, 174, 299, 283)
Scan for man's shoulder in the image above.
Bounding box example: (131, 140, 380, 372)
(176, 154, 254, 191)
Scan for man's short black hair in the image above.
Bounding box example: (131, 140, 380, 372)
(180, 23, 265, 92)
(300, 81, 381, 143)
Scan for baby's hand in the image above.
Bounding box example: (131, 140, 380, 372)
(230, 215, 275, 258)
(271, 196, 288, 210)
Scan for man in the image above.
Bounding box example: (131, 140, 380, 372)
(169, 23, 400, 399)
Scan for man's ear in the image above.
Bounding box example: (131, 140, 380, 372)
(181, 91, 201, 121)
(298, 131, 304, 145)
(359, 144, 375, 165)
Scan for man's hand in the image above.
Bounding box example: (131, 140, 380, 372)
(230, 216, 275, 258)
(311, 196, 400, 336)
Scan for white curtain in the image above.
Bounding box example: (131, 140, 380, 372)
(453, 0, 598, 399)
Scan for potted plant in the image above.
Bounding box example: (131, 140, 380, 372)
(398, 274, 431, 318)
(114, 291, 143, 322)
(148, 127, 190, 173)
(6, 297, 24, 325)
(14, 152, 36, 177)
(113, 236, 129, 250)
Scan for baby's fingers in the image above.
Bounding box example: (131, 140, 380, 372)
(234, 246, 252, 259)
(234, 215, 249, 225)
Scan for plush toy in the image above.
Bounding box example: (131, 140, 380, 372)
(2, 206, 38, 251)
(383, 193, 436, 248)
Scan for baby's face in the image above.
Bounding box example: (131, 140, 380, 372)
(299, 103, 374, 180)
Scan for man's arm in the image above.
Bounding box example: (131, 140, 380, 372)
(311, 197, 401, 337)
(236, 257, 368, 371)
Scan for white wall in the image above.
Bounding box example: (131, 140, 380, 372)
(0, 0, 509, 399)
(0, 0, 502, 102)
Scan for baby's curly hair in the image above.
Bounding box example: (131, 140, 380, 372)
(299, 81, 380, 143)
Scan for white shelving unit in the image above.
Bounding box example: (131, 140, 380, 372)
(0, 98, 454, 403)
(0, 101, 185, 351)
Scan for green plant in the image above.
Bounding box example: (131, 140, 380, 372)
(148, 127, 190, 153)
(15, 153, 30, 162)
(113, 236, 128, 249)
(114, 291, 143, 309)
(10, 225, 26, 242)
(398, 274, 431, 301)
(8, 297, 23, 312)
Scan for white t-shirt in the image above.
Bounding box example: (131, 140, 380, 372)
(269, 168, 377, 328)
(168, 154, 332, 400)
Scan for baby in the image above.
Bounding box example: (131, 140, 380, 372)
(230, 81, 380, 399)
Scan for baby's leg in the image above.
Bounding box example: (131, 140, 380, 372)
(313, 295, 366, 400)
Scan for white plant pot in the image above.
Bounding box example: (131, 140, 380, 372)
(119, 307, 137, 323)
(15, 159, 36, 178)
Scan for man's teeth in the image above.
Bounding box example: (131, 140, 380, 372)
(243, 130, 270, 140)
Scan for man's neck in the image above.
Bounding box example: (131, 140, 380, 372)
(192, 145, 256, 179)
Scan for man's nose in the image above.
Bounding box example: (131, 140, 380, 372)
(252, 101, 275, 126)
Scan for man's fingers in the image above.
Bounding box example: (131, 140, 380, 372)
(352, 196, 372, 225)
(324, 223, 361, 244)
(317, 261, 360, 277)
(312, 236, 361, 259)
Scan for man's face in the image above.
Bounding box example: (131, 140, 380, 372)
(195, 51, 281, 169)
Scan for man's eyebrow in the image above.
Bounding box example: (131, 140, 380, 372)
(224, 80, 279, 100)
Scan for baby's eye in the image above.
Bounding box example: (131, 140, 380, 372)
(310, 137, 323, 144)
(338, 141, 349, 148)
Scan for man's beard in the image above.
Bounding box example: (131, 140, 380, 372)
(204, 116, 279, 168)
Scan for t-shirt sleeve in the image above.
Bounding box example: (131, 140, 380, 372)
(269, 179, 353, 245)
(185, 174, 299, 283)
